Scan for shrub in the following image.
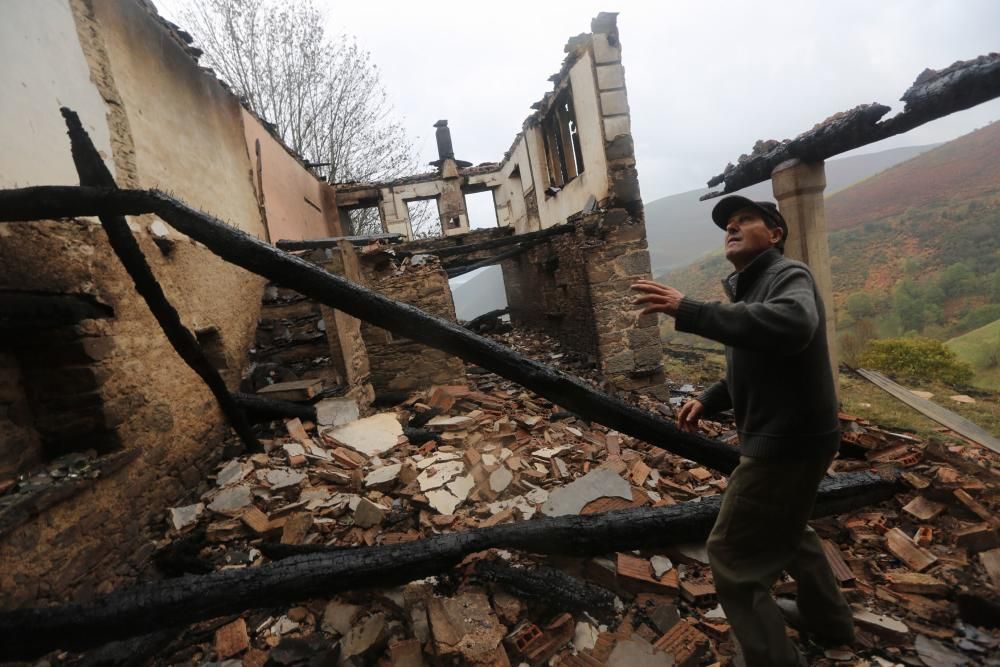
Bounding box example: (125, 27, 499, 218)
(859, 337, 974, 386)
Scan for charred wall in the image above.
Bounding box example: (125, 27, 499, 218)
(359, 254, 466, 394)
(0, 0, 270, 607)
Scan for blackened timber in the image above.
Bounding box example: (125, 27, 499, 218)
(464, 307, 511, 332)
(276, 234, 403, 251)
(474, 560, 618, 623)
(412, 223, 573, 259)
(231, 392, 317, 424)
(445, 241, 543, 278)
(704, 52, 1000, 197)
(60, 108, 261, 454)
(0, 184, 743, 474)
(0, 470, 898, 660)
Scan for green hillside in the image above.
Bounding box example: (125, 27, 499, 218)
(947, 319, 1000, 390)
(660, 121, 1000, 387)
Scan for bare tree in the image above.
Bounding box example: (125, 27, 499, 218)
(179, 0, 436, 236)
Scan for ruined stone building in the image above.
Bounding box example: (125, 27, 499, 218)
(0, 2, 664, 607)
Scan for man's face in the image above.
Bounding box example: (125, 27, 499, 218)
(724, 207, 782, 270)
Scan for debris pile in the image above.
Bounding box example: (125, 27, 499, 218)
(102, 331, 1000, 664)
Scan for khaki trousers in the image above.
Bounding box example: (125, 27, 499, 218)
(707, 453, 854, 667)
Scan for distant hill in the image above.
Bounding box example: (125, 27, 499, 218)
(826, 121, 1000, 231)
(450, 265, 508, 321)
(644, 143, 940, 275)
(661, 121, 1000, 372)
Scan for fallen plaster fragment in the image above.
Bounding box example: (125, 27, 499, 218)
(489, 467, 513, 494)
(325, 412, 402, 456)
(533, 445, 569, 460)
(426, 488, 463, 515)
(416, 452, 460, 470)
(315, 397, 360, 427)
(525, 487, 549, 505)
(446, 474, 475, 502)
(607, 637, 675, 666)
(651, 555, 674, 579)
(365, 463, 403, 488)
(417, 461, 466, 491)
(168, 503, 204, 530)
(354, 498, 386, 528)
(266, 469, 306, 490)
(541, 467, 632, 517)
(271, 616, 300, 636)
(574, 621, 600, 652)
(216, 459, 250, 487)
(208, 486, 252, 514)
(704, 604, 727, 620)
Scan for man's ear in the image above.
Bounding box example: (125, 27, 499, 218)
(771, 227, 784, 247)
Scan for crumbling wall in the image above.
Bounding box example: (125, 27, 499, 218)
(359, 254, 466, 393)
(502, 208, 666, 397)
(241, 108, 343, 243)
(0, 0, 270, 607)
(503, 233, 598, 358)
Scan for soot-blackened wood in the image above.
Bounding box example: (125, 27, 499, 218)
(464, 308, 511, 333)
(704, 52, 1000, 196)
(474, 560, 618, 623)
(409, 224, 572, 259)
(60, 109, 260, 453)
(0, 185, 742, 475)
(0, 470, 897, 659)
(445, 242, 540, 278)
(231, 392, 317, 424)
(276, 234, 403, 250)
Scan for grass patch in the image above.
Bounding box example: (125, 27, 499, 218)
(946, 318, 1000, 390)
(840, 373, 1000, 440)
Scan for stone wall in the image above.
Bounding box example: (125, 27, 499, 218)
(502, 208, 666, 397)
(502, 232, 598, 359)
(0, 0, 270, 608)
(359, 253, 466, 394)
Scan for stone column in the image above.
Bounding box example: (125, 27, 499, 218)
(770, 159, 839, 385)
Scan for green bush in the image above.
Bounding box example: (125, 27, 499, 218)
(859, 337, 974, 386)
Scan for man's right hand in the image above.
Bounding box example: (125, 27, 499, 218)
(676, 399, 704, 433)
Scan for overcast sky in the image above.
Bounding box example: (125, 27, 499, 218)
(155, 0, 1000, 205)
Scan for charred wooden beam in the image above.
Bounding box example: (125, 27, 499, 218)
(474, 560, 618, 623)
(60, 108, 261, 454)
(704, 53, 1000, 197)
(464, 308, 511, 333)
(0, 183, 742, 475)
(445, 241, 542, 278)
(412, 223, 573, 259)
(275, 234, 402, 251)
(0, 470, 898, 660)
(230, 392, 317, 424)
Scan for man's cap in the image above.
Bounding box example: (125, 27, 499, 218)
(711, 195, 787, 238)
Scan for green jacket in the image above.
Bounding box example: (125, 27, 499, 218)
(674, 248, 840, 459)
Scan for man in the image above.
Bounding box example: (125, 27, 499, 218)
(631, 195, 854, 666)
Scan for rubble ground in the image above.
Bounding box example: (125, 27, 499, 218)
(76, 330, 1000, 665)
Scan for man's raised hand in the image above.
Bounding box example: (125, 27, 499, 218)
(631, 280, 685, 317)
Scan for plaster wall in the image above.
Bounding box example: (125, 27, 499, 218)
(0, 0, 269, 607)
(0, 0, 115, 187)
(241, 108, 341, 243)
